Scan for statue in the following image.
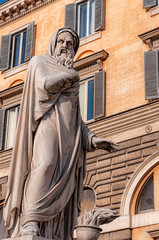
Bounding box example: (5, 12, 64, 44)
(3, 28, 118, 239)
(75, 208, 119, 240)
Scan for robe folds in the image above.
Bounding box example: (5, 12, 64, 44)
(3, 28, 95, 239)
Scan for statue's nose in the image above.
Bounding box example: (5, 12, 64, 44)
(62, 41, 67, 48)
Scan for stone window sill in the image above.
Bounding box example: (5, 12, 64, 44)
(79, 31, 101, 46)
(151, 5, 159, 16)
(3, 62, 28, 78)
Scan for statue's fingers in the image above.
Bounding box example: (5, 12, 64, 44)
(107, 145, 117, 153)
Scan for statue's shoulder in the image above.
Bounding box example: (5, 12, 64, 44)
(29, 55, 46, 66)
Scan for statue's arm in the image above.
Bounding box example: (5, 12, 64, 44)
(81, 120, 96, 152)
(81, 120, 118, 153)
(44, 70, 79, 93)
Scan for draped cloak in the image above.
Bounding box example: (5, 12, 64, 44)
(3, 28, 94, 239)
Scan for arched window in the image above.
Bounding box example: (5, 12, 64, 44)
(80, 186, 96, 215)
(136, 174, 154, 213)
(131, 165, 159, 215)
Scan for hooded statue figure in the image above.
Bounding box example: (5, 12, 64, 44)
(3, 28, 118, 239)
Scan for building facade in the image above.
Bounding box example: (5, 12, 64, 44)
(0, 0, 159, 239)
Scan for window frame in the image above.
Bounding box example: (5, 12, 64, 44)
(131, 165, 159, 215)
(77, 0, 95, 39)
(0, 21, 34, 71)
(65, 0, 104, 41)
(135, 174, 154, 214)
(79, 75, 95, 123)
(10, 29, 27, 69)
(4, 104, 20, 150)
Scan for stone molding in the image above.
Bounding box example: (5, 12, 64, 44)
(132, 210, 159, 228)
(0, 0, 56, 27)
(0, 82, 23, 100)
(151, 5, 159, 16)
(3, 62, 28, 79)
(138, 27, 159, 50)
(74, 49, 108, 78)
(102, 210, 159, 234)
(79, 31, 101, 46)
(120, 151, 159, 216)
(88, 99, 159, 142)
(74, 50, 108, 70)
(74, 49, 108, 77)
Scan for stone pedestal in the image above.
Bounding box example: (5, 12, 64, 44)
(2, 236, 52, 240)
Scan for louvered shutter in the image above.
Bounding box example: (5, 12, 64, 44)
(0, 109, 5, 151)
(94, 70, 105, 118)
(144, 50, 159, 99)
(143, 0, 157, 8)
(0, 34, 11, 71)
(25, 21, 34, 62)
(65, 3, 76, 31)
(95, 0, 104, 32)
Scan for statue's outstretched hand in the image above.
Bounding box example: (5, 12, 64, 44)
(92, 136, 119, 153)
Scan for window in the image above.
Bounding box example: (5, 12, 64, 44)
(136, 174, 154, 213)
(65, 0, 104, 39)
(0, 105, 20, 150)
(5, 106, 20, 149)
(131, 165, 159, 215)
(11, 31, 27, 68)
(0, 22, 34, 71)
(79, 71, 105, 122)
(77, 0, 95, 38)
(79, 76, 94, 121)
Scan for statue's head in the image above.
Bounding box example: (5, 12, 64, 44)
(46, 28, 79, 69)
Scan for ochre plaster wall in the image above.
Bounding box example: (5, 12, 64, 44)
(132, 224, 159, 240)
(0, 0, 159, 115)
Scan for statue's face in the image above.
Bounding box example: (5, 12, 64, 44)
(55, 32, 74, 58)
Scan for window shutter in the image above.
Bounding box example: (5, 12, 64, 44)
(25, 21, 34, 62)
(65, 3, 76, 31)
(143, 0, 157, 8)
(95, 0, 104, 32)
(0, 34, 11, 71)
(94, 70, 105, 118)
(0, 109, 5, 151)
(144, 50, 159, 99)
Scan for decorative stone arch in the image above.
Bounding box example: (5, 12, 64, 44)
(120, 150, 159, 216)
(75, 50, 95, 61)
(8, 79, 24, 88)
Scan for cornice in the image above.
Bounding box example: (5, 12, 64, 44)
(138, 27, 159, 41)
(74, 50, 108, 70)
(0, 0, 56, 27)
(138, 27, 159, 50)
(88, 100, 159, 139)
(0, 82, 23, 99)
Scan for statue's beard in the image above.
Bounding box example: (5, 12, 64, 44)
(53, 48, 75, 69)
